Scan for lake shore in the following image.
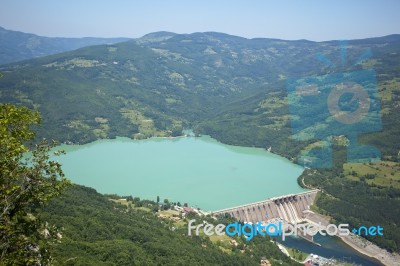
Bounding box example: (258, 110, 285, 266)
(59, 134, 400, 265)
(305, 211, 399, 265)
(339, 234, 400, 266)
(56, 135, 305, 211)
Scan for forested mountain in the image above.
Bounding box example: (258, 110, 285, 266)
(0, 26, 130, 65)
(1, 31, 400, 253)
(40, 185, 297, 265)
(1, 32, 399, 150)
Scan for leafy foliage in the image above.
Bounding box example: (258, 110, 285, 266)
(305, 168, 400, 252)
(1, 32, 400, 255)
(0, 104, 70, 265)
(300, 145, 400, 252)
(5, 33, 400, 144)
(40, 185, 298, 266)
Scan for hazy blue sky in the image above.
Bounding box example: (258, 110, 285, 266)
(0, 0, 399, 41)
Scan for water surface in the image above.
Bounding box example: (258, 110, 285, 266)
(56, 136, 305, 210)
(54, 136, 384, 264)
(275, 234, 382, 266)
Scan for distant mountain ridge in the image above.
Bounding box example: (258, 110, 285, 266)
(0, 31, 399, 150)
(1, 29, 400, 254)
(0, 26, 131, 65)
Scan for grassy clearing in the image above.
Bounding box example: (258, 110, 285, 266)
(303, 141, 326, 151)
(93, 123, 109, 138)
(165, 97, 181, 104)
(109, 198, 154, 212)
(208, 232, 234, 254)
(379, 79, 400, 103)
(261, 115, 290, 130)
(120, 108, 158, 138)
(120, 105, 181, 138)
(343, 161, 400, 188)
(66, 119, 91, 130)
(44, 57, 106, 69)
(109, 198, 130, 206)
(159, 209, 180, 217)
(259, 97, 286, 110)
(286, 246, 308, 262)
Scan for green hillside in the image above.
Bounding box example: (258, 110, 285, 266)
(1, 32, 399, 149)
(0, 26, 130, 65)
(1, 32, 400, 253)
(40, 185, 297, 265)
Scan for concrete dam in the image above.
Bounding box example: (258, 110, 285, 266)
(212, 189, 319, 224)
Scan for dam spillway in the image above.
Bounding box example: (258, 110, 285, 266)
(212, 189, 319, 224)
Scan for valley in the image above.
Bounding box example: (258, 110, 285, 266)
(1, 27, 400, 265)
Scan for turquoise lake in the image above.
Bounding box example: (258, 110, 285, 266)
(55, 136, 306, 211)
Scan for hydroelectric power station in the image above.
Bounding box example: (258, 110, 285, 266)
(212, 189, 319, 224)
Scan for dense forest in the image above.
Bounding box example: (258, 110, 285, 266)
(40, 185, 298, 265)
(298, 145, 400, 252)
(1, 30, 400, 257)
(1, 32, 398, 146)
(0, 103, 297, 265)
(0, 26, 130, 65)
